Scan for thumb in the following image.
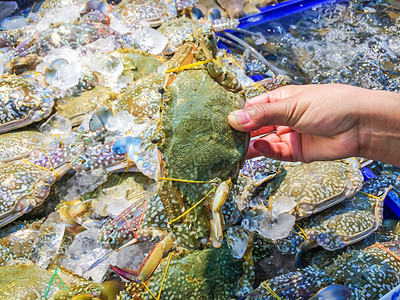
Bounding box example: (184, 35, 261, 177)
(228, 100, 298, 132)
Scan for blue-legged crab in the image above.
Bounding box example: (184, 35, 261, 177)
(0, 130, 59, 162)
(243, 240, 400, 299)
(294, 174, 390, 256)
(263, 159, 363, 219)
(0, 74, 53, 133)
(0, 143, 81, 227)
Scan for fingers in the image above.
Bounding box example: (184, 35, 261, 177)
(229, 85, 304, 132)
(245, 85, 304, 107)
(250, 126, 276, 138)
(229, 100, 297, 132)
(248, 131, 305, 162)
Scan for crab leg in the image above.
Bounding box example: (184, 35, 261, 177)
(210, 179, 232, 248)
(111, 233, 175, 283)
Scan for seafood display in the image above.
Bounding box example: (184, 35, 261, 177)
(0, 0, 399, 299)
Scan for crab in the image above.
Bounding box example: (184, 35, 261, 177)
(0, 263, 66, 299)
(0, 74, 54, 133)
(110, 0, 194, 28)
(109, 48, 163, 82)
(0, 261, 119, 299)
(327, 241, 400, 299)
(244, 240, 400, 299)
(0, 130, 60, 163)
(263, 159, 364, 219)
(117, 243, 243, 300)
(112, 72, 164, 121)
(157, 12, 240, 54)
(0, 220, 43, 267)
(16, 21, 119, 57)
(293, 174, 390, 257)
(156, 28, 249, 249)
(0, 142, 81, 227)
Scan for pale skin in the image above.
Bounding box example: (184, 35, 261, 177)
(228, 84, 400, 166)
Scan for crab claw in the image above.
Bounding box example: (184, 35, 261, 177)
(45, 58, 68, 86)
(86, 0, 109, 15)
(89, 106, 113, 131)
(111, 234, 175, 282)
(210, 179, 231, 248)
(208, 8, 222, 23)
(310, 284, 352, 300)
(190, 7, 204, 20)
(295, 239, 318, 268)
(110, 265, 141, 282)
(112, 135, 142, 160)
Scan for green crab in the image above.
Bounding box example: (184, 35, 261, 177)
(0, 263, 66, 299)
(263, 159, 363, 219)
(117, 243, 243, 300)
(157, 28, 249, 249)
(0, 74, 53, 133)
(109, 48, 163, 82)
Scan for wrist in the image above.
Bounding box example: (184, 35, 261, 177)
(358, 89, 400, 166)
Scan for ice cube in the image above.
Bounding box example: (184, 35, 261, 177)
(105, 110, 135, 133)
(39, 114, 72, 135)
(226, 226, 249, 258)
(133, 144, 159, 180)
(84, 37, 119, 53)
(271, 196, 296, 218)
(31, 212, 66, 269)
(62, 228, 109, 281)
(64, 168, 107, 201)
(133, 26, 168, 55)
(36, 5, 81, 31)
(109, 18, 131, 35)
(256, 213, 295, 240)
(87, 52, 124, 90)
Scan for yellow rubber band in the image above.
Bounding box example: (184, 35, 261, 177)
(223, 49, 228, 60)
(295, 223, 309, 240)
(260, 282, 281, 300)
(22, 159, 54, 175)
(157, 252, 173, 300)
(226, 57, 245, 71)
(253, 82, 268, 93)
(165, 59, 212, 74)
(358, 191, 384, 200)
(211, 58, 224, 69)
(158, 177, 210, 184)
(168, 187, 216, 225)
(143, 281, 158, 300)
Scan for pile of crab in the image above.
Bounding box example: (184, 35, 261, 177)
(0, 0, 400, 299)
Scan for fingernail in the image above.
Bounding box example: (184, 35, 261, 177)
(229, 110, 251, 125)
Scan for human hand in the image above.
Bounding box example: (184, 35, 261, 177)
(229, 84, 371, 162)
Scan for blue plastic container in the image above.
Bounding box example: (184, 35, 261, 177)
(238, 0, 338, 28)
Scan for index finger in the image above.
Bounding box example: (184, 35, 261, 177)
(245, 85, 301, 108)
